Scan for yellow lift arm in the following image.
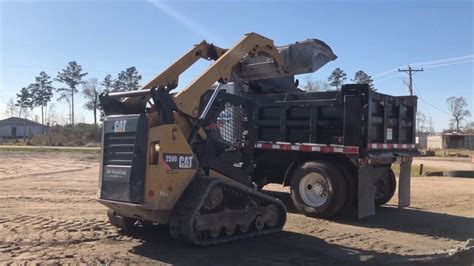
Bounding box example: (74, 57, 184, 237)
(124, 32, 286, 118)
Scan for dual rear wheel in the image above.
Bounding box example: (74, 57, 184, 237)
(290, 161, 396, 218)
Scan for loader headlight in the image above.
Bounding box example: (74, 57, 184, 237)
(154, 143, 161, 152)
(149, 141, 160, 165)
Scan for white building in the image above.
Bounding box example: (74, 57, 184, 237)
(0, 117, 48, 138)
(427, 134, 474, 150)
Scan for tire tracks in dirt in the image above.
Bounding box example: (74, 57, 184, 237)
(0, 166, 95, 181)
(0, 214, 128, 263)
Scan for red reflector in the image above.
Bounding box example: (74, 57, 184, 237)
(148, 190, 155, 197)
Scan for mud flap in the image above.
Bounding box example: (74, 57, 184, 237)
(357, 166, 389, 218)
(398, 159, 412, 208)
(357, 166, 376, 218)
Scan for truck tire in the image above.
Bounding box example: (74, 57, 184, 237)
(334, 163, 357, 216)
(290, 161, 347, 218)
(374, 168, 396, 206)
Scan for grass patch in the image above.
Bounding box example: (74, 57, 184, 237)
(391, 163, 444, 177)
(431, 149, 472, 158)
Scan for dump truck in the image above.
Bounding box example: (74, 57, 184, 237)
(97, 33, 418, 245)
(244, 84, 418, 218)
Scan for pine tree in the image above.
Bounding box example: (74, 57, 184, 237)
(30, 71, 54, 128)
(327, 68, 347, 90)
(16, 87, 33, 139)
(112, 67, 142, 92)
(55, 61, 88, 125)
(352, 70, 375, 91)
(101, 74, 114, 93)
(15, 87, 33, 119)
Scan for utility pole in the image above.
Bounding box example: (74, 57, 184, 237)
(398, 65, 423, 96)
(428, 117, 434, 135)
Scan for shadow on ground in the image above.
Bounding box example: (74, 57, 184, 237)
(129, 226, 441, 266)
(264, 190, 474, 242)
(127, 189, 473, 265)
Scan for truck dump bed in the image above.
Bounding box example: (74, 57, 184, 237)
(254, 84, 418, 157)
(250, 84, 418, 218)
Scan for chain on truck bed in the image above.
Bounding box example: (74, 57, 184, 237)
(169, 177, 287, 246)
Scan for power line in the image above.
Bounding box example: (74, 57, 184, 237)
(410, 55, 474, 68)
(414, 89, 451, 116)
(0, 64, 196, 77)
(398, 65, 424, 96)
(373, 54, 474, 78)
(422, 59, 474, 69)
(373, 59, 473, 84)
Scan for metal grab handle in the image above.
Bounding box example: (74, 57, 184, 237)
(187, 83, 224, 143)
(102, 89, 152, 99)
(199, 83, 223, 119)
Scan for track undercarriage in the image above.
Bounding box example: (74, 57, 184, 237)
(169, 177, 287, 245)
(107, 177, 286, 245)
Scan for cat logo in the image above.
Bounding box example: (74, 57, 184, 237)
(114, 120, 127, 133)
(163, 153, 197, 170)
(178, 155, 194, 169)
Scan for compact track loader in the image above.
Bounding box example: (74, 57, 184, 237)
(97, 33, 336, 245)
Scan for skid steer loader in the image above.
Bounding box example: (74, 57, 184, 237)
(97, 32, 336, 245)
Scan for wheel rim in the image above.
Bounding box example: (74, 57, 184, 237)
(299, 173, 331, 207)
(263, 204, 279, 227)
(203, 186, 223, 210)
(239, 223, 249, 233)
(375, 175, 390, 200)
(224, 225, 235, 236)
(209, 226, 221, 238)
(255, 216, 264, 230)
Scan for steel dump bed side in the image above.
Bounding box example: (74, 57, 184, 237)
(254, 84, 418, 159)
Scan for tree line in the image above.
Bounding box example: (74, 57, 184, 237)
(303, 68, 375, 92)
(13, 61, 142, 126)
(417, 96, 472, 135)
(7, 64, 471, 134)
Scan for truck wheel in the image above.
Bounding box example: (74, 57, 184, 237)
(290, 161, 347, 218)
(334, 163, 356, 216)
(374, 168, 396, 206)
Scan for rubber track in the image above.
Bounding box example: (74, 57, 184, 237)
(169, 177, 287, 246)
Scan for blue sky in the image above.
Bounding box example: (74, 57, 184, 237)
(0, 0, 472, 131)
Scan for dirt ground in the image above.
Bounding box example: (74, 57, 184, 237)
(0, 151, 473, 265)
(413, 157, 473, 171)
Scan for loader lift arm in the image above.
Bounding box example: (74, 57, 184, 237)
(140, 41, 226, 91)
(173, 33, 285, 117)
(121, 33, 286, 119)
(122, 40, 226, 107)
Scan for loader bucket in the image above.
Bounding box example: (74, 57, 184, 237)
(278, 39, 337, 75)
(236, 38, 337, 83)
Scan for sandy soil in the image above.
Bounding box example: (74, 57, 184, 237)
(0, 151, 473, 265)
